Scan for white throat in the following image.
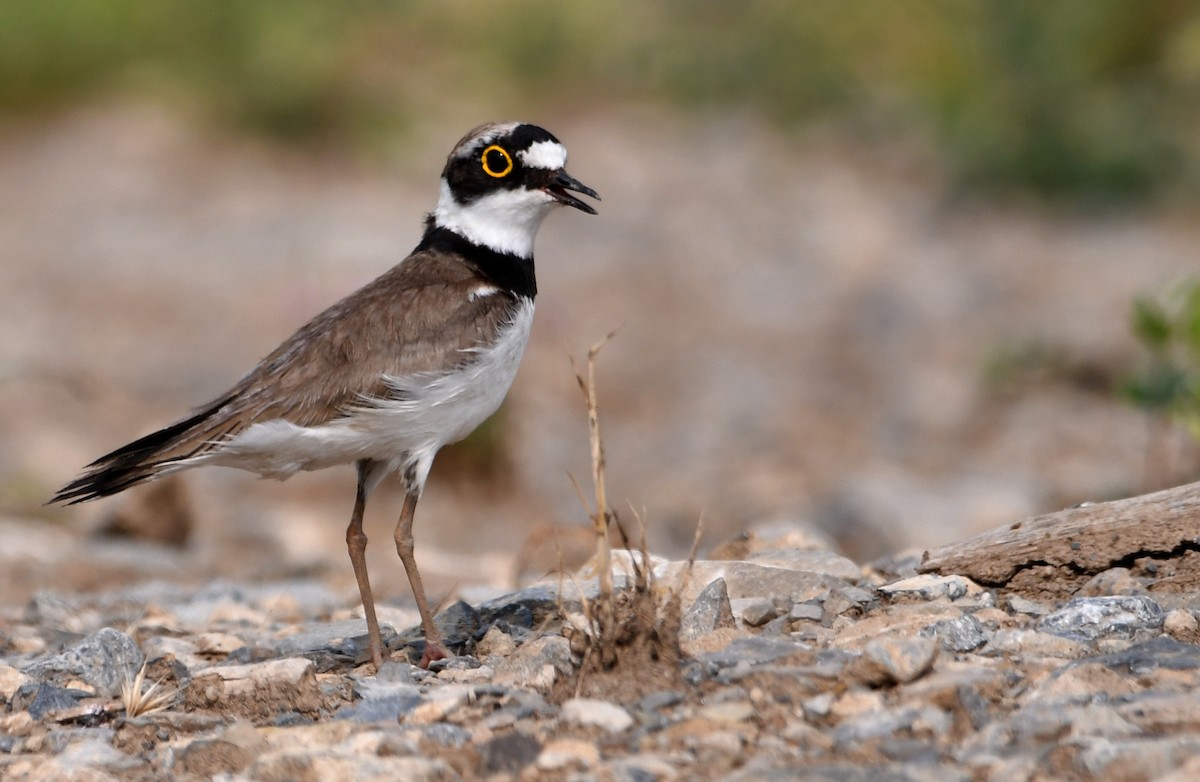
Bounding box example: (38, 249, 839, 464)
(432, 180, 556, 258)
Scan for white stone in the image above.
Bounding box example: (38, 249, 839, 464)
(537, 738, 600, 770)
(561, 697, 634, 733)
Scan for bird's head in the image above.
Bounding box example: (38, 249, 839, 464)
(433, 122, 599, 258)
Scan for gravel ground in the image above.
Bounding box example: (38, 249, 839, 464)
(3, 512, 1200, 781)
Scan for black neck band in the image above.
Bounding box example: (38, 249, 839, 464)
(417, 221, 537, 298)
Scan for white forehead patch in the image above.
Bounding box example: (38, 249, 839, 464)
(451, 122, 521, 160)
(519, 140, 567, 170)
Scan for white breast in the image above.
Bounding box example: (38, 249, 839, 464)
(205, 299, 535, 492)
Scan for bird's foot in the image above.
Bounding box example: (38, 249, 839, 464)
(419, 639, 450, 669)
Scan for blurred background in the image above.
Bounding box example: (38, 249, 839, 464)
(3, 1, 1200, 606)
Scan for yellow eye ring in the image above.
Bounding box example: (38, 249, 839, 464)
(481, 145, 514, 178)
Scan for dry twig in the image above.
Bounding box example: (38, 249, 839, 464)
(569, 331, 619, 644)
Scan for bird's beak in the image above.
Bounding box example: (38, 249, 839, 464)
(545, 170, 600, 214)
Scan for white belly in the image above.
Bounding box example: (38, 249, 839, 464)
(205, 299, 534, 489)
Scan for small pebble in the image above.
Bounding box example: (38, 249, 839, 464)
(1041, 596, 1164, 641)
(561, 698, 634, 734)
(880, 574, 974, 602)
(735, 598, 782, 627)
(1163, 609, 1198, 641)
(789, 602, 824, 622)
(537, 738, 600, 771)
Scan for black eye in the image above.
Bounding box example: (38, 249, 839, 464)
(481, 145, 514, 178)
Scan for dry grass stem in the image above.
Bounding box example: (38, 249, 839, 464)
(121, 663, 176, 718)
(556, 333, 686, 702)
(569, 331, 618, 636)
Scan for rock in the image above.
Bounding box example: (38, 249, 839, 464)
(733, 598, 783, 627)
(636, 690, 685, 713)
(837, 584, 878, 605)
(0, 711, 34, 748)
(1022, 662, 1142, 705)
(822, 589, 858, 619)
(664, 560, 849, 605)
(413, 722, 472, 747)
(1040, 596, 1164, 641)
(478, 584, 567, 628)
(23, 627, 142, 697)
(561, 697, 634, 733)
(744, 548, 862, 580)
(680, 577, 736, 641)
(14, 684, 92, 720)
(1006, 595, 1050, 616)
(692, 729, 744, 762)
(6, 757, 122, 782)
(851, 637, 939, 686)
(1076, 735, 1200, 781)
(335, 678, 421, 723)
(141, 635, 207, 671)
(1116, 691, 1200, 732)
(186, 658, 323, 720)
(605, 754, 684, 782)
(432, 601, 481, 650)
(832, 705, 928, 746)
(988, 629, 1088, 659)
(869, 551, 925, 580)
(790, 602, 824, 622)
(1076, 567, 1148, 596)
(405, 684, 477, 725)
(436, 663, 493, 684)
(476, 731, 542, 775)
(1156, 754, 1200, 782)
(193, 631, 247, 656)
(879, 574, 978, 602)
(0, 664, 33, 700)
(273, 619, 398, 667)
(1085, 636, 1200, 676)
(492, 635, 574, 690)
(573, 549, 667, 581)
(123, 710, 228, 734)
(252, 753, 452, 782)
(698, 701, 755, 723)
(698, 636, 809, 672)
(475, 625, 517, 658)
(921, 614, 988, 653)
(1163, 608, 1199, 642)
(834, 604, 966, 649)
(38, 729, 121, 763)
(537, 738, 601, 771)
(373, 661, 429, 685)
(802, 692, 836, 720)
(176, 738, 255, 777)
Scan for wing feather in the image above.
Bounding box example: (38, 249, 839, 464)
(51, 250, 523, 503)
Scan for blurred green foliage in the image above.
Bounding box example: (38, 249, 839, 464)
(3, 0, 1199, 199)
(1124, 280, 1200, 439)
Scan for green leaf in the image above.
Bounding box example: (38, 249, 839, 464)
(1132, 297, 1172, 350)
(1182, 281, 1200, 353)
(1123, 364, 1189, 411)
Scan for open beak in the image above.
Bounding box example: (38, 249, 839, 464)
(545, 170, 600, 214)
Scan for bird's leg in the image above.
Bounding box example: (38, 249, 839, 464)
(394, 490, 448, 667)
(346, 462, 386, 671)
